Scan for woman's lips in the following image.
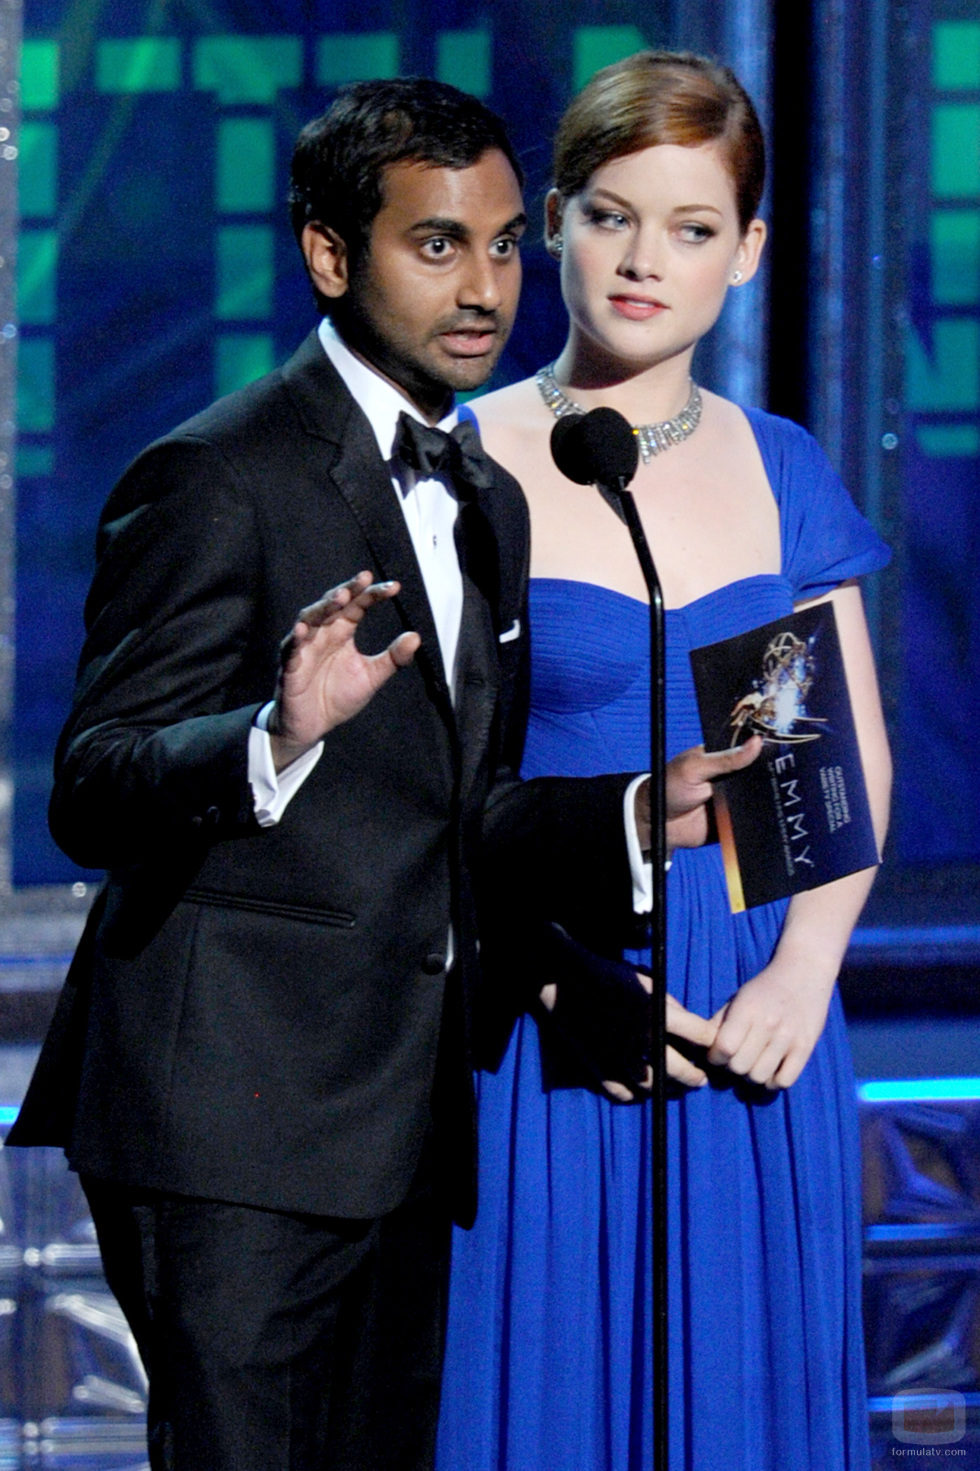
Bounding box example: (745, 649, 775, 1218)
(608, 296, 667, 321)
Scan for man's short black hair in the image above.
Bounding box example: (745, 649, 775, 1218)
(289, 76, 523, 270)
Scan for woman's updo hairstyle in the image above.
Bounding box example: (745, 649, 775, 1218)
(553, 50, 765, 233)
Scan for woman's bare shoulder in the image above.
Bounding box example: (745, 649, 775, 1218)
(700, 387, 754, 431)
(470, 378, 553, 475)
(471, 377, 541, 429)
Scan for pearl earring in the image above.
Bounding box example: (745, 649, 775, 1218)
(731, 269, 743, 283)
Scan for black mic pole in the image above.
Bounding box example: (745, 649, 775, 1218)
(550, 410, 669, 1471)
(612, 483, 669, 1471)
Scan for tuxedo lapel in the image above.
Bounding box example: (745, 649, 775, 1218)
(453, 575, 498, 799)
(281, 335, 455, 721)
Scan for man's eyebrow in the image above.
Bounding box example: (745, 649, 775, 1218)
(408, 212, 529, 238)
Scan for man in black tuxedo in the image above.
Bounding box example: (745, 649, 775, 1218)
(8, 79, 662, 1471)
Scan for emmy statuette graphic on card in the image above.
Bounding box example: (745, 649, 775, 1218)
(690, 602, 879, 913)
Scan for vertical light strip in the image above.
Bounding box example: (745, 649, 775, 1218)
(0, 0, 21, 894)
(719, 0, 770, 410)
(857, 0, 888, 645)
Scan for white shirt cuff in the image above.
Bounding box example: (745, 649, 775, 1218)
(249, 702, 324, 827)
(624, 773, 653, 914)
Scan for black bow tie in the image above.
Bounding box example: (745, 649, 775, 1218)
(393, 412, 494, 499)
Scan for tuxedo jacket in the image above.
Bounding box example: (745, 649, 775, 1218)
(12, 334, 638, 1225)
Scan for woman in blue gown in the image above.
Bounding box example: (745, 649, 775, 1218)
(437, 50, 891, 1471)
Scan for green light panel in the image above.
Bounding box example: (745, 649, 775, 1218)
(217, 119, 276, 214)
(934, 22, 980, 89)
(193, 37, 302, 104)
(19, 40, 58, 109)
(906, 319, 980, 411)
(216, 225, 274, 320)
(572, 26, 647, 92)
(931, 210, 980, 304)
(19, 122, 56, 218)
(316, 33, 400, 84)
(16, 232, 57, 325)
(216, 334, 275, 397)
(917, 424, 980, 457)
(96, 38, 182, 92)
(932, 104, 980, 198)
(16, 444, 54, 478)
(17, 338, 55, 433)
(436, 30, 491, 97)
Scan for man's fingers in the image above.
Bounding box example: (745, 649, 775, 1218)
(601, 1063, 653, 1103)
(665, 993, 716, 1049)
(388, 630, 421, 668)
(280, 577, 409, 671)
(353, 632, 421, 701)
(297, 574, 401, 629)
(296, 570, 372, 626)
(700, 734, 763, 777)
(668, 735, 763, 803)
(666, 1045, 708, 1088)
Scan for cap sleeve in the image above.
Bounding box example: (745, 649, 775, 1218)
(744, 407, 891, 599)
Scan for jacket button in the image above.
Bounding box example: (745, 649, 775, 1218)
(421, 953, 446, 976)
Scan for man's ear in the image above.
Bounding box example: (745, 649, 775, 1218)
(301, 222, 350, 301)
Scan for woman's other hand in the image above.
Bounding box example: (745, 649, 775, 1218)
(706, 959, 835, 1089)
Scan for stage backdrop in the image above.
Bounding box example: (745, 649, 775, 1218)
(7, 0, 980, 926)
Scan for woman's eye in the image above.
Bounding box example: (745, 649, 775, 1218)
(679, 223, 714, 243)
(587, 208, 629, 231)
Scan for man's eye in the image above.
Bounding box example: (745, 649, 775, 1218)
(421, 237, 453, 259)
(492, 237, 519, 258)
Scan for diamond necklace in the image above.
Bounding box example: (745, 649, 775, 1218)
(535, 364, 703, 463)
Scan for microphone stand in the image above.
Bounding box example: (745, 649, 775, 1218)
(550, 407, 669, 1470)
(606, 475, 669, 1471)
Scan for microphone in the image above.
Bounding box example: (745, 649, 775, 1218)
(550, 406, 639, 491)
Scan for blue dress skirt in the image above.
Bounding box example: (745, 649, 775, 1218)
(436, 409, 889, 1470)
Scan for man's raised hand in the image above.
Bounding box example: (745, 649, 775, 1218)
(269, 572, 420, 771)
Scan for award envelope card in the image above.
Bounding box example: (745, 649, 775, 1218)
(690, 602, 879, 912)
